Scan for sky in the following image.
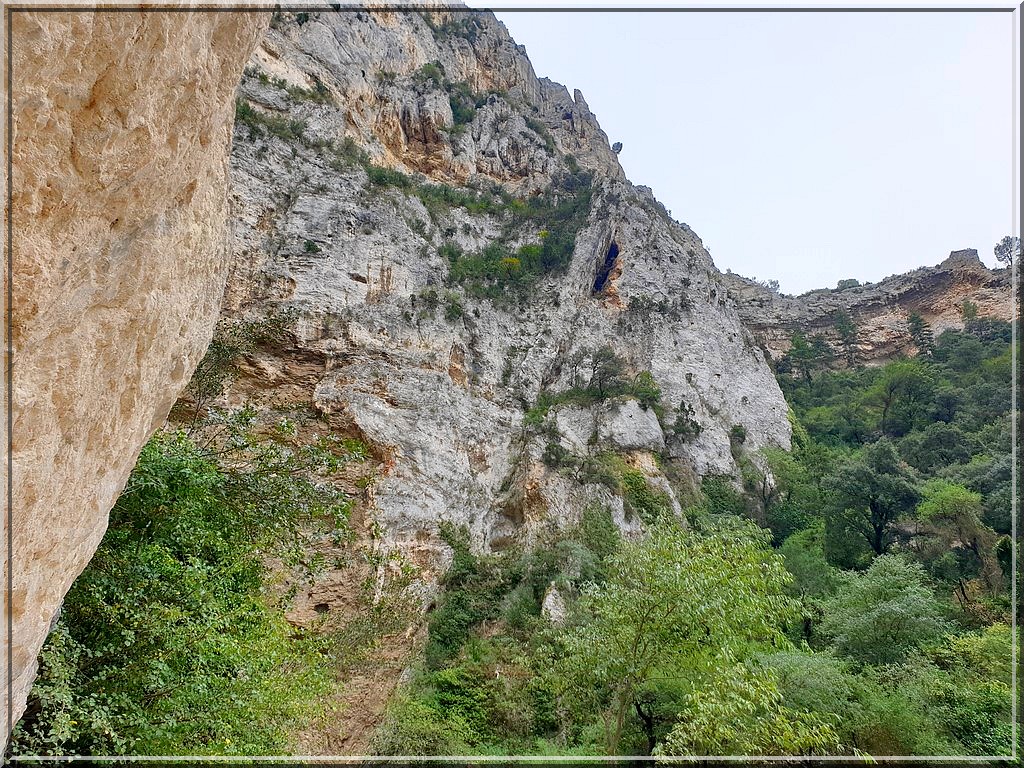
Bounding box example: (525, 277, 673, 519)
(482, 8, 1016, 295)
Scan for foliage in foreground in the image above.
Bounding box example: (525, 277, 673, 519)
(10, 315, 364, 757)
(8, 423, 357, 756)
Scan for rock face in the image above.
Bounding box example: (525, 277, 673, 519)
(6, 10, 267, 740)
(222, 8, 791, 571)
(722, 250, 1015, 365)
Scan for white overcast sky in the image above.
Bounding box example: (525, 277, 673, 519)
(477, 6, 1017, 294)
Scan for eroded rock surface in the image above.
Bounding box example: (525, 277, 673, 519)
(221, 8, 791, 574)
(722, 249, 1015, 365)
(6, 9, 267, 739)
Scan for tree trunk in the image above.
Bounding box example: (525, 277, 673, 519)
(634, 699, 656, 755)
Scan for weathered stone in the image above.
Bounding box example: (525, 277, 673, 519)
(596, 399, 665, 453)
(722, 249, 1015, 366)
(6, 9, 267, 740)
(221, 8, 792, 570)
(541, 584, 568, 625)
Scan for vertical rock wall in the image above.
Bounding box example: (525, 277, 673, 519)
(5, 9, 267, 741)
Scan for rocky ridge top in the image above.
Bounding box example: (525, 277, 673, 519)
(722, 249, 1015, 365)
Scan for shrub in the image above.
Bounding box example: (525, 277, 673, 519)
(672, 402, 702, 440)
(445, 292, 465, 322)
(424, 526, 515, 669)
(444, 171, 593, 300)
(630, 371, 661, 410)
(413, 61, 446, 87)
(701, 475, 747, 516)
(329, 137, 370, 169)
(818, 555, 952, 665)
(234, 98, 307, 142)
(620, 469, 672, 524)
(366, 164, 414, 190)
(8, 427, 347, 756)
(372, 696, 476, 756)
(524, 116, 556, 154)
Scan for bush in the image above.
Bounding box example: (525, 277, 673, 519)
(373, 696, 476, 756)
(367, 164, 415, 190)
(818, 555, 951, 665)
(621, 469, 672, 524)
(444, 292, 465, 322)
(444, 172, 593, 300)
(671, 402, 702, 440)
(8, 428, 346, 756)
(524, 116, 556, 153)
(630, 371, 661, 410)
(234, 98, 307, 142)
(424, 526, 515, 669)
(701, 475, 747, 516)
(413, 61, 445, 87)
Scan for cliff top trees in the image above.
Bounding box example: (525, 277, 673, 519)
(992, 235, 1018, 267)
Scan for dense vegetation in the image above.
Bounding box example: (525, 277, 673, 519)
(442, 168, 594, 299)
(372, 316, 1015, 757)
(8, 321, 367, 757)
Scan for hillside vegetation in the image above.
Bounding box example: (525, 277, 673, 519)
(11, 308, 1013, 759)
(368, 315, 1014, 757)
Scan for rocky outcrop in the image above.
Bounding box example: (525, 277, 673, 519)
(221, 8, 790, 572)
(6, 10, 267, 740)
(722, 249, 1015, 365)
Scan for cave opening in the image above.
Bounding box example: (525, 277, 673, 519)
(593, 240, 620, 294)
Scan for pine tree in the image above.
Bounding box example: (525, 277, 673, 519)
(907, 312, 934, 356)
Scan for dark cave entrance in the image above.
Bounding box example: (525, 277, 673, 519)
(593, 240, 620, 294)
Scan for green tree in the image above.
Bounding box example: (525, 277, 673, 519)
(825, 439, 919, 558)
(861, 359, 935, 436)
(759, 650, 857, 732)
(917, 479, 1002, 594)
(907, 312, 934, 357)
(9, 427, 352, 756)
(923, 625, 1013, 755)
(898, 422, 975, 475)
(552, 519, 798, 754)
(960, 299, 979, 322)
(174, 313, 294, 429)
(780, 522, 838, 600)
(787, 332, 818, 382)
(818, 555, 951, 665)
(629, 371, 661, 409)
(655, 661, 840, 756)
(588, 345, 628, 397)
(992, 235, 1018, 267)
(761, 447, 822, 542)
(833, 311, 858, 364)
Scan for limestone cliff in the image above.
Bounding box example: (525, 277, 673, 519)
(220, 8, 791, 573)
(6, 10, 267, 740)
(722, 250, 1015, 366)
